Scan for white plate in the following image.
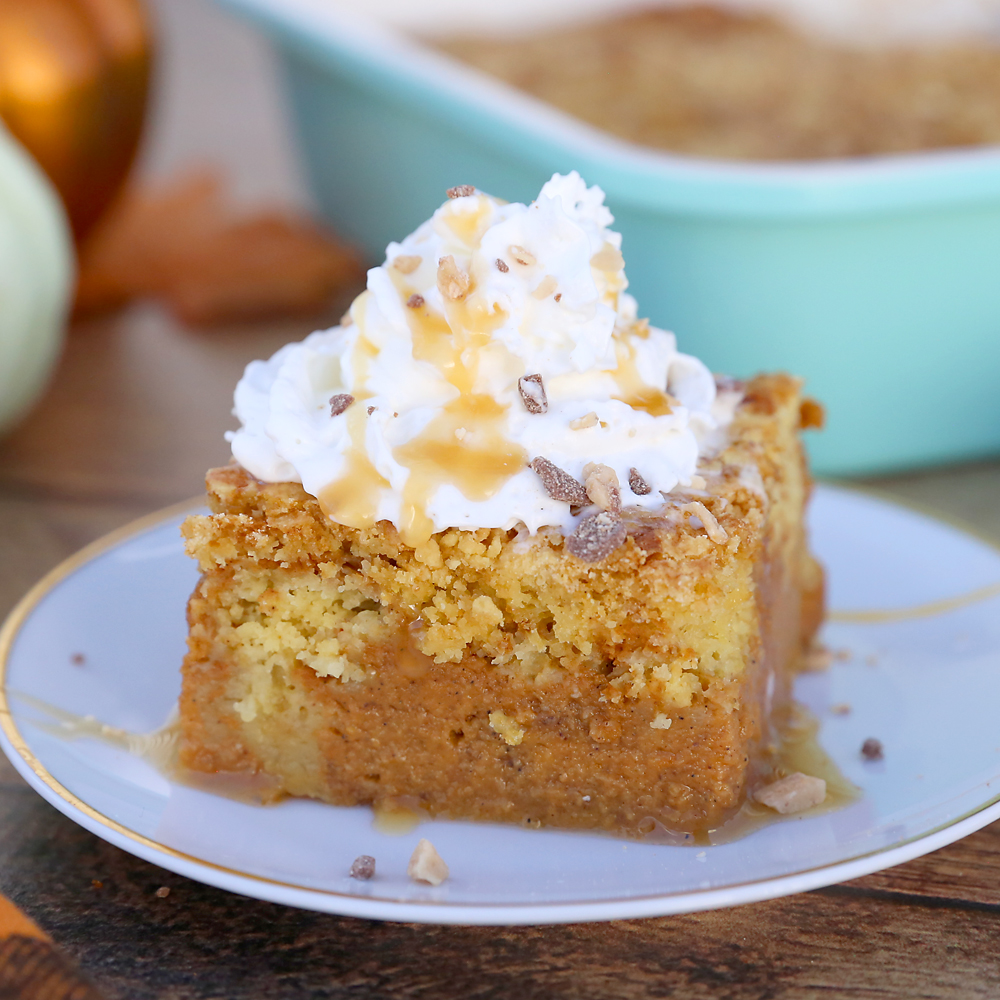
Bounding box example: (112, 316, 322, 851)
(3, 486, 1000, 925)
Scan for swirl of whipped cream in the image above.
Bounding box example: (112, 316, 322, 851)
(228, 173, 734, 545)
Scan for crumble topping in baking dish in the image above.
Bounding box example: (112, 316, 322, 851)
(227, 173, 738, 547)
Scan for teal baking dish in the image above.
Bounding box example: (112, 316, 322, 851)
(218, 0, 1000, 476)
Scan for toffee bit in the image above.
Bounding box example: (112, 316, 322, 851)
(529, 457, 589, 505)
(531, 275, 558, 299)
(518, 374, 548, 414)
(406, 293, 425, 309)
(392, 254, 421, 274)
(679, 500, 728, 544)
(350, 855, 376, 880)
(590, 243, 625, 271)
(570, 411, 598, 430)
(566, 510, 627, 563)
(508, 244, 536, 266)
(70, 652, 86, 666)
(367, 405, 377, 415)
(155, 886, 171, 898)
(446, 184, 475, 199)
(754, 773, 826, 814)
(583, 463, 621, 514)
(437, 255, 470, 301)
(628, 468, 652, 496)
(495, 258, 509, 273)
(408, 839, 449, 885)
(329, 393, 355, 417)
(861, 738, 884, 761)
(554, 293, 562, 302)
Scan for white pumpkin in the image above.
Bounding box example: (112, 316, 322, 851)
(0, 121, 73, 435)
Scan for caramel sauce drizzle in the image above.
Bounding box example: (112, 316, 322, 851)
(319, 204, 673, 546)
(611, 335, 674, 417)
(319, 295, 389, 530)
(394, 280, 526, 545)
(442, 198, 491, 247)
(829, 580, 1000, 624)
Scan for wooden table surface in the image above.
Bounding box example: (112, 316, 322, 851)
(3, 302, 1000, 1000)
(4, 2, 1000, 996)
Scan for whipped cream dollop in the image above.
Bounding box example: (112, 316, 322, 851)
(228, 173, 735, 545)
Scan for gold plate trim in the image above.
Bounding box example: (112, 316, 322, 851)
(2, 489, 1000, 916)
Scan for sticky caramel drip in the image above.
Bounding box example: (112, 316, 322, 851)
(442, 197, 491, 247)
(393, 286, 526, 545)
(611, 333, 674, 417)
(319, 295, 390, 529)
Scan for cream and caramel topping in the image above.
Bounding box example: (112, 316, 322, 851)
(227, 173, 735, 545)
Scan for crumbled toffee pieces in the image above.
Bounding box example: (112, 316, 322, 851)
(554, 293, 562, 302)
(367, 405, 376, 415)
(446, 184, 475, 199)
(628, 468, 651, 495)
(679, 500, 728, 544)
(408, 839, 449, 885)
(406, 293, 425, 308)
(583, 463, 621, 514)
(329, 393, 354, 416)
(566, 511, 627, 563)
(496, 258, 509, 273)
(155, 886, 171, 898)
(590, 244, 624, 271)
(754, 773, 826, 814)
(518, 374, 548, 414)
(437, 255, 470, 300)
(392, 254, 421, 274)
(861, 738, 884, 761)
(350, 855, 376, 880)
(529, 457, 589, 505)
(508, 244, 536, 266)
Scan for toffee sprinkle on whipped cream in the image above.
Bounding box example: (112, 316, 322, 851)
(227, 173, 737, 546)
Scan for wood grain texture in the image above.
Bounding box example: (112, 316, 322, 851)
(846, 820, 1000, 908)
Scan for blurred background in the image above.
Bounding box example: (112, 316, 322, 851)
(2, 0, 1000, 621)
